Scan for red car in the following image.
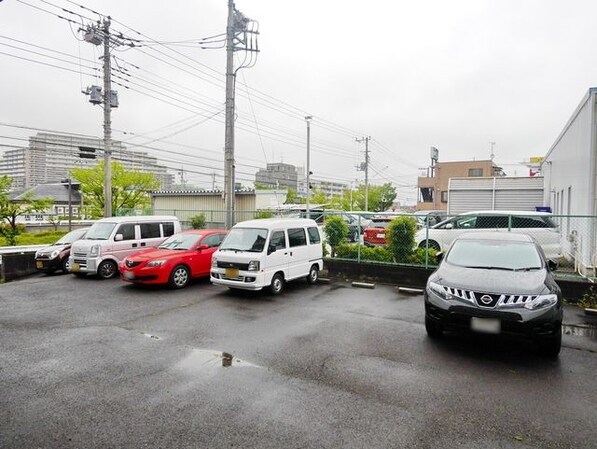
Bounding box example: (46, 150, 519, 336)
(363, 217, 393, 246)
(119, 229, 228, 288)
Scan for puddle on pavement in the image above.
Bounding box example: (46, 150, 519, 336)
(563, 324, 597, 340)
(177, 349, 259, 372)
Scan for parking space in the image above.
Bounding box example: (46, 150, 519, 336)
(1, 274, 596, 448)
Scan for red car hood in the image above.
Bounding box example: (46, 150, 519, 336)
(127, 247, 190, 261)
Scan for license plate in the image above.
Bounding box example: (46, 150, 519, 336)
(124, 271, 135, 280)
(36, 261, 43, 269)
(471, 317, 501, 334)
(376, 233, 385, 239)
(71, 262, 80, 272)
(225, 268, 239, 278)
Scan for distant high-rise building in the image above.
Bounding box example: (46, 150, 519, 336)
(255, 162, 298, 190)
(0, 132, 174, 189)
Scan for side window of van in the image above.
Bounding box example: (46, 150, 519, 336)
(117, 223, 136, 241)
(270, 230, 287, 250)
(307, 226, 321, 244)
(476, 216, 509, 229)
(288, 228, 307, 247)
(162, 222, 174, 237)
(140, 222, 161, 238)
(512, 216, 551, 228)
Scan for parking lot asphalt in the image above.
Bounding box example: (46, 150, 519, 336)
(1, 273, 596, 449)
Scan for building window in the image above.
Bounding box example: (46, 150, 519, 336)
(468, 168, 483, 177)
(420, 187, 433, 202)
(441, 191, 448, 203)
(56, 207, 64, 214)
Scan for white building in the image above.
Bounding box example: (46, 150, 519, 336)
(542, 87, 597, 274)
(0, 132, 174, 189)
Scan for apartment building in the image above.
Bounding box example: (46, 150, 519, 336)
(0, 132, 174, 189)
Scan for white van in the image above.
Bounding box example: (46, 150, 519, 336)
(69, 215, 181, 279)
(210, 218, 323, 295)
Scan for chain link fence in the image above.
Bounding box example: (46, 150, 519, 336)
(122, 207, 597, 282)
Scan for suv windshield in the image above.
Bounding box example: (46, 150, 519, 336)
(85, 222, 117, 240)
(220, 228, 268, 252)
(446, 239, 543, 271)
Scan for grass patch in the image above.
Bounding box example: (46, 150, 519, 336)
(0, 230, 67, 246)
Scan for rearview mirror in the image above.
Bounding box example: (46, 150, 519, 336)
(435, 252, 444, 264)
(114, 234, 123, 241)
(198, 244, 209, 251)
(547, 259, 558, 271)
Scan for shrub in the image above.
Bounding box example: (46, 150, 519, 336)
(386, 216, 417, 263)
(254, 210, 274, 219)
(408, 247, 438, 266)
(324, 215, 348, 256)
(335, 243, 393, 262)
(190, 213, 206, 229)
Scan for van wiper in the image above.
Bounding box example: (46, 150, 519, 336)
(220, 247, 244, 251)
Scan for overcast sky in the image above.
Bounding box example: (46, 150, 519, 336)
(2, 0, 597, 204)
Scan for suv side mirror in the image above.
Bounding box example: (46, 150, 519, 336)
(445, 223, 453, 230)
(547, 259, 558, 271)
(114, 234, 123, 241)
(198, 244, 209, 251)
(435, 252, 444, 264)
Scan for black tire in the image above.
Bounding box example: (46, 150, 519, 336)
(536, 325, 562, 358)
(306, 265, 319, 285)
(61, 257, 70, 274)
(351, 230, 359, 242)
(419, 240, 441, 252)
(97, 260, 118, 279)
(169, 265, 190, 289)
(425, 315, 443, 339)
(269, 273, 284, 295)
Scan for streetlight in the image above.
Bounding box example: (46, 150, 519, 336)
(305, 115, 312, 219)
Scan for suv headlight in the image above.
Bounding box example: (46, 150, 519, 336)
(89, 244, 101, 257)
(211, 256, 217, 268)
(147, 260, 165, 267)
(524, 294, 558, 310)
(50, 249, 60, 259)
(427, 281, 451, 300)
(247, 260, 260, 271)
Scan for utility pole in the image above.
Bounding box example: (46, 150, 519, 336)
(224, 0, 235, 229)
(489, 141, 496, 160)
(222, 0, 259, 229)
(305, 116, 312, 218)
(102, 18, 112, 218)
(356, 136, 371, 211)
(81, 17, 118, 218)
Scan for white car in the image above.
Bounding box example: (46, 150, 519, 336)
(415, 211, 562, 259)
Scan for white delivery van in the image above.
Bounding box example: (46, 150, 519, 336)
(210, 218, 323, 295)
(69, 215, 180, 279)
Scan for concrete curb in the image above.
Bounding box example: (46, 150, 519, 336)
(352, 281, 375, 289)
(397, 287, 424, 295)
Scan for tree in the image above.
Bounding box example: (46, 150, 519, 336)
(190, 213, 206, 229)
(70, 161, 161, 218)
(284, 188, 298, 204)
(349, 183, 397, 212)
(0, 176, 53, 245)
(310, 189, 328, 204)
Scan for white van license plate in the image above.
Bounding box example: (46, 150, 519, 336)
(471, 317, 500, 334)
(71, 263, 80, 272)
(225, 268, 239, 278)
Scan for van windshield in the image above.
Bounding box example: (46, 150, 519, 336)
(220, 228, 268, 253)
(85, 222, 117, 240)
